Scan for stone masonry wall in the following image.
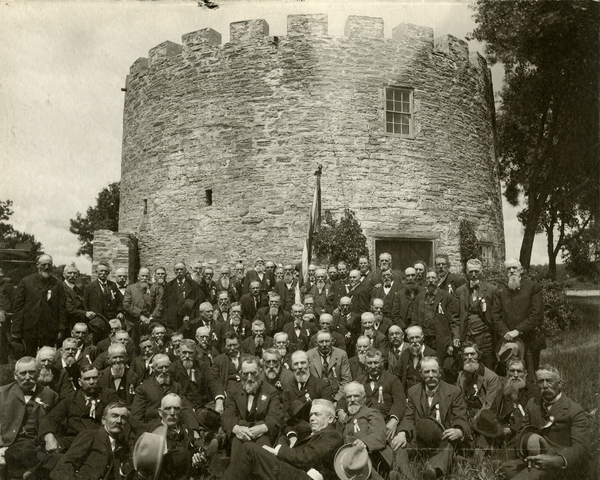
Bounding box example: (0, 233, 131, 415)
(118, 14, 505, 272)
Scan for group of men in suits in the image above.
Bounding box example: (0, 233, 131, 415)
(0, 252, 591, 480)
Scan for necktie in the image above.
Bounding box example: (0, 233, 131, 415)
(232, 357, 239, 369)
(322, 356, 329, 375)
(247, 394, 254, 413)
(298, 382, 305, 391)
(87, 398, 97, 418)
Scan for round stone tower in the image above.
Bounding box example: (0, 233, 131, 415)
(117, 14, 505, 272)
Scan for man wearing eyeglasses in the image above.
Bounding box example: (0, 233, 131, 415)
(222, 357, 284, 458)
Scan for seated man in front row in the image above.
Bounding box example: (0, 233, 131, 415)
(221, 399, 342, 480)
(390, 356, 470, 480)
(221, 356, 283, 458)
(50, 401, 133, 480)
(500, 364, 591, 480)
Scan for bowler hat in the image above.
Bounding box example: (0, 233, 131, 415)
(133, 430, 167, 480)
(287, 400, 312, 425)
(415, 418, 444, 448)
(196, 407, 222, 434)
(334, 444, 372, 480)
(517, 425, 549, 459)
(495, 338, 525, 363)
(472, 409, 504, 438)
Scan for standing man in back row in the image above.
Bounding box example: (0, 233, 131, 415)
(12, 254, 67, 356)
(492, 258, 544, 382)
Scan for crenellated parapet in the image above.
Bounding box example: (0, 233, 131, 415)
(118, 14, 503, 272)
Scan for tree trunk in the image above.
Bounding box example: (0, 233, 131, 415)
(546, 223, 557, 280)
(519, 209, 541, 270)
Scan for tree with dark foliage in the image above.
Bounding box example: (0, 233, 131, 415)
(313, 209, 368, 268)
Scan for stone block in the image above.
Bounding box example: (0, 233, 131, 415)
(434, 34, 469, 62)
(149, 41, 182, 69)
(392, 23, 433, 46)
(182, 28, 222, 56)
(344, 16, 384, 39)
(287, 14, 328, 36)
(230, 19, 269, 43)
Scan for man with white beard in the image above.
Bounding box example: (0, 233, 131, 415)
(242, 257, 274, 296)
(347, 269, 371, 315)
(340, 382, 389, 480)
(222, 357, 284, 458)
(98, 343, 134, 404)
(371, 298, 393, 335)
(393, 326, 437, 392)
(195, 326, 220, 366)
(36, 346, 60, 392)
(489, 358, 540, 457)
(241, 320, 274, 357)
(492, 258, 544, 382)
(130, 353, 199, 436)
(456, 342, 500, 420)
(391, 267, 422, 329)
(307, 268, 330, 317)
(360, 312, 390, 356)
(348, 335, 371, 380)
(12, 254, 67, 356)
(261, 348, 294, 403)
(273, 332, 293, 368)
(255, 293, 291, 337)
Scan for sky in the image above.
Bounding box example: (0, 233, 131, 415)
(0, 0, 549, 274)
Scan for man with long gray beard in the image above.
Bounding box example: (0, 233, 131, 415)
(12, 254, 67, 356)
(273, 332, 293, 368)
(130, 353, 199, 436)
(54, 337, 82, 399)
(274, 265, 299, 313)
(456, 342, 500, 421)
(492, 258, 544, 382)
(255, 293, 290, 338)
(36, 346, 60, 392)
(98, 343, 134, 404)
(348, 335, 371, 380)
(123, 267, 163, 347)
(307, 268, 330, 317)
(222, 356, 284, 458)
(40, 364, 120, 452)
(242, 257, 274, 295)
(394, 326, 437, 392)
(241, 320, 274, 357)
(489, 358, 540, 458)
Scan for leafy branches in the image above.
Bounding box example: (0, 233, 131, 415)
(313, 209, 368, 268)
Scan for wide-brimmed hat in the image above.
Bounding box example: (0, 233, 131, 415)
(287, 400, 312, 425)
(334, 444, 372, 480)
(196, 407, 221, 434)
(495, 338, 525, 363)
(133, 429, 167, 480)
(517, 425, 549, 459)
(88, 314, 109, 336)
(472, 409, 504, 438)
(415, 418, 444, 448)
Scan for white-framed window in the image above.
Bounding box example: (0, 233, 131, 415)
(385, 87, 413, 136)
(481, 244, 494, 265)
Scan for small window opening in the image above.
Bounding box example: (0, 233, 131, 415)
(206, 189, 213, 206)
(143, 199, 148, 214)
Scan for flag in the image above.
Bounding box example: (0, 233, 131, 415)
(296, 165, 322, 304)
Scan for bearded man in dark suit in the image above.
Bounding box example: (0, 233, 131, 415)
(161, 262, 202, 331)
(12, 254, 67, 356)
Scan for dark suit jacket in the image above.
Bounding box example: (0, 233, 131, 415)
(393, 345, 437, 392)
(168, 357, 224, 408)
(239, 293, 268, 321)
(214, 318, 252, 344)
(242, 270, 274, 295)
(39, 387, 120, 440)
(410, 289, 459, 358)
(64, 282, 88, 328)
(254, 306, 291, 336)
(211, 353, 244, 393)
(491, 382, 540, 436)
(398, 380, 471, 441)
(521, 393, 591, 473)
(161, 277, 202, 330)
(491, 278, 544, 350)
(83, 280, 122, 321)
(277, 425, 343, 480)
(273, 279, 299, 312)
(390, 287, 422, 330)
(349, 356, 366, 380)
(326, 280, 350, 312)
(456, 281, 496, 343)
(371, 282, 402, 319)
(129, 376, 199, 435)
(12, 272, 67, 340)
(347, 281, 370, 314)
(283, 321, 318, 352)
(0, 382, 58, 447)
(282, 374, 333, 418)
(49, 427, 131, 480)
(98, 366, 135, 405)
(438, 272, 466, 297)
(127, 355, 153, 389)
(222, 380, 283, 443)
(338, 370, 406, 421)
(241, 335, 274, 356)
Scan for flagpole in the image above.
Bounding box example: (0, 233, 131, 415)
(296, 165, 322, 305)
